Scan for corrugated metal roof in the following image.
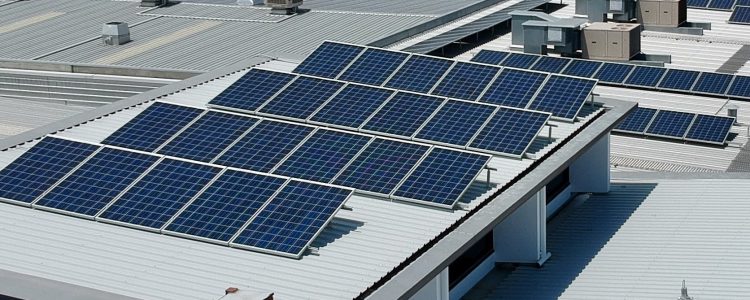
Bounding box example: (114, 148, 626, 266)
(0, 97, 91, 139)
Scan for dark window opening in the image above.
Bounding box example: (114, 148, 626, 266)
(448, 231, 494, 288)
(546, 167, 570, 203)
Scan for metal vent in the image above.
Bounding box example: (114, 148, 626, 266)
(266, 0, 303, 15)
(141, 0, 168, 7)
(102, 22, 130, 46)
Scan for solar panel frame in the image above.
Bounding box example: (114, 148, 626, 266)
(644, 110, 697, 139)
(684, 114, 735, 145)
(413, 99, 498, 148)
(594, 62, 635, 84)
(657, 69, 701, 92)
(384, 54, 456, 94)
(471, 50, 510, 65)
(292, 41, 366, 79)
(207, 69, 297, 113)
(561, 59, 604, 78)
(624, 66, 668, 88)
(691, 72, 734, 96)
(613, 107, 659, 134)
(729, 5, 750, 24)
(337, 48, 411, 86)
(727, 75, 750, 100)
(499, 53, 541, 69)
(528, 75, 597, 121)
(360, 91, 446, 138)
(707, 0, 736, 10)
(307, 84, 395, 131)
(530, 56, 572, 74)
(467, 108, 551, 158)
(256, 76, 346, 121)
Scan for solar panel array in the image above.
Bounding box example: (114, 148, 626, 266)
(614, 107, 735, 145)
(471, 49, 750, 100)
(688, 0, 744, 10)
(729, 6, 750, 25)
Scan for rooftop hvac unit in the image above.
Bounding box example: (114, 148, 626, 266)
(141, 0, 168, 7)
(582, 22, 641, 61)
(266, 0, 303, 15)
(102, 22, 130, 46)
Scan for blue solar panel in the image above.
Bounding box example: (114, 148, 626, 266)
(692, 72, 733, 95)
(471, 50, 509, 65)
(645, 110, 696, 138)
(232, 180, 351, 257)
(529, 76, 596, 120)
(338, 49, 409, 85)
(594, 63, 634, 84)
(0, 138, 98, 204)
(531, 56, 571, 73)
(415, 101, 496, 146)
(708, 0, 735, 9)
(736, 0, 750, 6)
(658, 69, 700, 91)
(333, 139, 429, 195)
(562, 60, 603, 78)
(99, 159, 221, 229)
(35, 148, 159, 216)
(731, 6, 750, 23)
(274, 129, 371, 182)
(165, 170, 286, 242)
(624, 66, 667, 87)
(687, 0, 710, 7)
(432, 62, 500, 100)
(214, 120, 314, 172)
(258, 77, 344, 120)
(385, 55, 454, 93)
(614, 107, 658, 133)
(685, 114, 734, 144)
(499, 53, 540, 69)
(209, 69, 296, 112)
(469, 109, 550, 156)
(103, 102, 202, 152)
(728, 75, 750, 99)
(158, 112, 258, 162)
(309, 85, 393, 129)
(362, 92, 444, 137)
(480, 69, 547, 108)
(293, 41, 364, 78)
(393, 148, 490, 207)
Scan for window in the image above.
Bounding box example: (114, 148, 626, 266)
(449, 232, 494, 288)
(546, 167, 570, 203)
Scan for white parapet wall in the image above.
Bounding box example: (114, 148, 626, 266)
(570, 133, 611, 194)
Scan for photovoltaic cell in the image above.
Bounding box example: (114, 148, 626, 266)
(736, 0, 750, 6)
(687, 0, 710, 6)
(471, 50, 509, 65)
(338, 49, 409, 85)
(594, 63, 634, 84)
(415, 101, 496, 146)
(274, 130, 371, 182)
(99, 158, 221, 229)
(708, 0, 735, 9)
(685, 114, 734, 144)
(208, 69, 296, 112)
(0, 138, 98, 204)
(362, 92, 444, 137)
(293, 41, 364, 78)
(658, 69, 700, 91)
(529, 76, 596, 120)
(103, 102, 202, 152)
(562, 60, 603, 78)
(35, 148, 159, 216)
(432, 62, 499, 100)
(614, 107, 658, 133)
(214, 120, 314, 172)
(469, 109, 550, 156)
(531, 56, 571, 73)
(731, 6, 750, 23)
(385, 55, 454, 93)
(624, 66, 667, 87)
(309, 85, 393, 128)
(727, 75, 750, 99)
(158, 112, 259, 162)
(480, 69, 547, 108)
(394, 148, 490, 207)
(165, 170, 286, 242)
(499, 53, 540, 69)
(645, 110, 696, 138)
(333, 138, 429, 195)
(232, 180, 352, 257)
(259, 77, 344, 120)
(692, 72, 733, 95)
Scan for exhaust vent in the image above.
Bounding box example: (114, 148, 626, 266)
(141, 0, 168, 7)
(266, 0, 303, 15)
(102, 22, 130, 46)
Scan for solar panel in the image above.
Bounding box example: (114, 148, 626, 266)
(214, 120, 314, 172)
(594, 63, 634, 84)
(432, 62, 500, 100)
(293, 41, 364, 78)
(415, 101, 497, 146)
(258, 77, 344, 120)
(529, 75, 596, 120)
(692, 72, 733, 95)
(309, 84, 393, 129)
(480, 69, 547, 108)
(561, 60, 603, 78)
(103, 102, 202, 152)
(333, 138, 429, 195)
(730, 5, 750, 23)
(624, 66, 667, 87)
(165, 170, 286, 242)
(614, 107, 658, 134)
(727, 75, 750, 99)
(99, 158, 221, 229)
(471, 50, 509, 65)
(707, 0, 735, 9)
(361, 92, 444, 137)
(645, 110, 696, 138)
(158, 112, 259, 162)
(393, 148, 490, 207)
(274, 129, 372, 182)
(385, 55, 454, 93)
(736, 0, 750, 6)
(685, 114, 734, 144)
(657, 69, 700, 91)
(338, 48, 409, 85)
(469, 109, 550, 157)
(531, 56, 571, 73)
(0, 138, 98, 204)
(499, 53, 541, 69)
(35, 147, 159, 216)
(687, 0, 710, 7)
(208, 69, 296, 112)
(232, 180, 352, 258)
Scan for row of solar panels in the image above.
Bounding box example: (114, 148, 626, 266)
(729, 5, 750, 24)
(289, 41, 597, 121)
(0, 137, 353, 258)
(208, 69, 550, 158)
(471, 50, 750, 100)
(688, 0, 749, 10)
(614, 107, 735, 145)
(103, 102, 492, 208)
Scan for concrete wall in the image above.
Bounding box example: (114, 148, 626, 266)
(493, 188, 549, 265)
(570, 134, 611, 193)
(410, 268, 449, 300)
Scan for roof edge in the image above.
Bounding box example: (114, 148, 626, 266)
(0, 269, 138, 300)
(613, 171, 750, 180)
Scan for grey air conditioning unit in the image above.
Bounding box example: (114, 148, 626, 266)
(102, 22, 130, 46)
(266, 0, 303, 15)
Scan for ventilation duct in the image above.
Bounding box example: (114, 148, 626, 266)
(102, 22, 130, 46)
(266, 0, 303, 15)
(141, 0, 168, 7)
